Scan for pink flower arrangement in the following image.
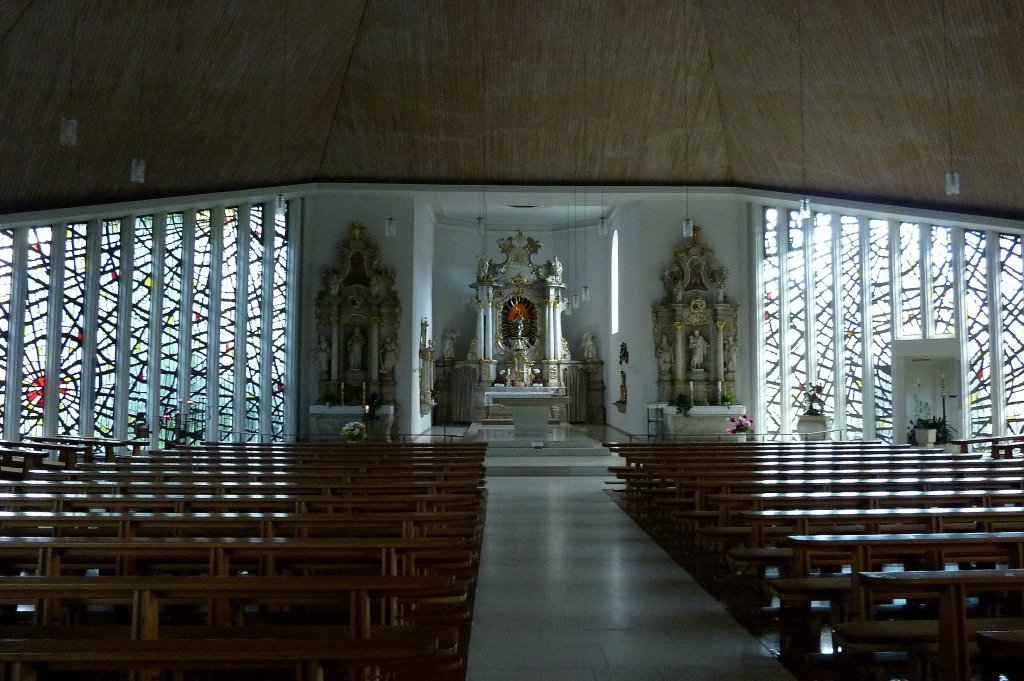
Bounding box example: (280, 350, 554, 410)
(728, 414, 754, 434)
(796, 382, 825, 416)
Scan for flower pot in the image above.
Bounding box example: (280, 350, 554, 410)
(796, 414, 832, 441)
(914, 427, 937, 446)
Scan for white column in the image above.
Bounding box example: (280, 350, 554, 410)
(547, 293, 556, 358)
(485, 290, 495, 360)
(716, 320, 725, 379)
(368, 318, 379, 382)
(674, 322, 685, 381)
(331, 318, 340, 380)
(554, 297, 564, 359)
(476, 297, 485, 359)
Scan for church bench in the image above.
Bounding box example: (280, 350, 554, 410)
(0, 534, 477, 578)
(951, 435, 1024, 456)
(737, 505, 1024, 549)
(0, 509, 483, 542)
(836, 568, 1024, 681)
(788, 531, 1024, 579)
(0, 490, 485, 514)
(2, 476, 487, 498)
(25, 435, 148, 462)
(0, 628, 444, 681)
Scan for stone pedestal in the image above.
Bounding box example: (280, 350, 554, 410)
(663, 405, 749, 441)
(796, 414, 832, 441)
(309, 405, 369, 439)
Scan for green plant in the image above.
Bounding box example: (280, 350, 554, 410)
(673, 394, 693, 416)
(721, 391, 736, 406)
(911, 416, 955, 445)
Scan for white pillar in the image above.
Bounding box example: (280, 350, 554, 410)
(554, 297, 564, 359)
(369, 318, 380, 382)
(331, 318, 340, 380)
(674, 322, 685, 381)
(716, 320, 725, 380)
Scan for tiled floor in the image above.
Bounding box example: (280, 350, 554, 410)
(466, 475, 797, 681)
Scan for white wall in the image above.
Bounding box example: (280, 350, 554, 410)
(408, 199, 436, 434)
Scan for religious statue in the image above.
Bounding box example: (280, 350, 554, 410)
(317, 336, 330, 374)
(657, 335, 673, 373)
(561, 338, 571, 360)
(477, 257, 490, 280)
(688, 330, 708, 371)
(619, 343, 629, 365)
(379, 338, 397, 373)
(550, 257, 563, 283)
(512, 311, 525, 339)
(581, 330, 597, 360)
(724, 335, 738, 374)
(348, 327, 365, 370)
(442, 328, 459, 360)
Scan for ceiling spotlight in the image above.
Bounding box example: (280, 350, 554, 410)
(798, 197, 811, 220)
(60, 117, 77, 147)
(275, 193, 287, 217)
(130, 158, 145, 184)
(682, 218, 694, 238)
(945, 170, 960, 197)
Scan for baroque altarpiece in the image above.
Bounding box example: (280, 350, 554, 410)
(314, 222, 400, 408)
(432, 231, 605, 425)
(652, 226, 739, 405)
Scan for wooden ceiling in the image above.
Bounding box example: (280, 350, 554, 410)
(2, 0, 1023, 219)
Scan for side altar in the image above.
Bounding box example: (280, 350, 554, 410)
(652, 225, 740, 408)
(430, 231, 605, 426)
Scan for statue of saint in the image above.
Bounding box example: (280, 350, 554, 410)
(317, 336, 330, 374)
(581, 330, 597, 360)
(379, 338, 397, 373)
(442, 328, 459, 360)
(724, 335, 738, 373)
(688, 330, 709, 371)
(513, 311, 525, 338)
(348, 327, 365, 370)
(657, 335, 673, 373)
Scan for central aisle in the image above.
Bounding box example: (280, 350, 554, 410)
(466, 476, 797, 681)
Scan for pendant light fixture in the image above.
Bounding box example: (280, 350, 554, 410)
(682, 0, 694, 239)
(275, 1, 288, 218)
(130, 3, 148, 184)
(796, 0, 810, 220)
(942, 0, 959, 196)
(60, 4, 79, 147)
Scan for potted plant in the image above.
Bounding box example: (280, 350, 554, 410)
(673, 393, 693, 416)
(720, 391, 737, 407)
(910, 416, 953, 446)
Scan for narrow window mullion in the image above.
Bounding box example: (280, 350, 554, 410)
(989, 231, 1006, 435)
(259, 201, 275, 440)
(830, 211, 845, 438)
(859, 217, 876, 440)
(148, 214, 166, 447)
(5, 229, 29, 440)
(177, 211, 196, 442)
(206, 206, 224, 442)
(233, 204, 251, 442)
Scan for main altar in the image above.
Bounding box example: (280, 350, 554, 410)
(431, 230, 605, 427)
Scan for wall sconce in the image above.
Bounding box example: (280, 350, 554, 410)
(385, 217, 396, 237)
(130, 158, 146, 184)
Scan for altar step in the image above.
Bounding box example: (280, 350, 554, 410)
(484, 451, 615, 477)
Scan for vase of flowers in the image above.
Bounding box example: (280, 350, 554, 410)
(796, 382, 826, 416)
(727, 414, 753, 441)
(340, 421, 367, 443)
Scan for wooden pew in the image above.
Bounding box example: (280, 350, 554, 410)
(836, 569, 1024, 681)
(25, 435, 148, 462)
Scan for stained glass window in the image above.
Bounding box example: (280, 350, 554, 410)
(93, 219, 122, 437)
(190, 210, 213, 439)
(964, 230, 992, 436)
(811, 212, 836, 417)
(1000, 234, 1024, 433)
(867, 219, 894, 441)
(269, 210, 289, 437)
(761, 208, 783, 433)
(839, 215, 865, 439)
(244, 205, 265, 440)
(21, 226, 52, 437)
(930, 225, 955, 337)
(218, 207, 239, 438)
(898, 222, 923, 338)
(787, 211, 808, 427)
(128, 216, 154, 430)
(57, 223, 88, 434)
(158, 213, 184, 446)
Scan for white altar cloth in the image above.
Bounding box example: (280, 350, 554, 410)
(488, 395, 571, 436)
